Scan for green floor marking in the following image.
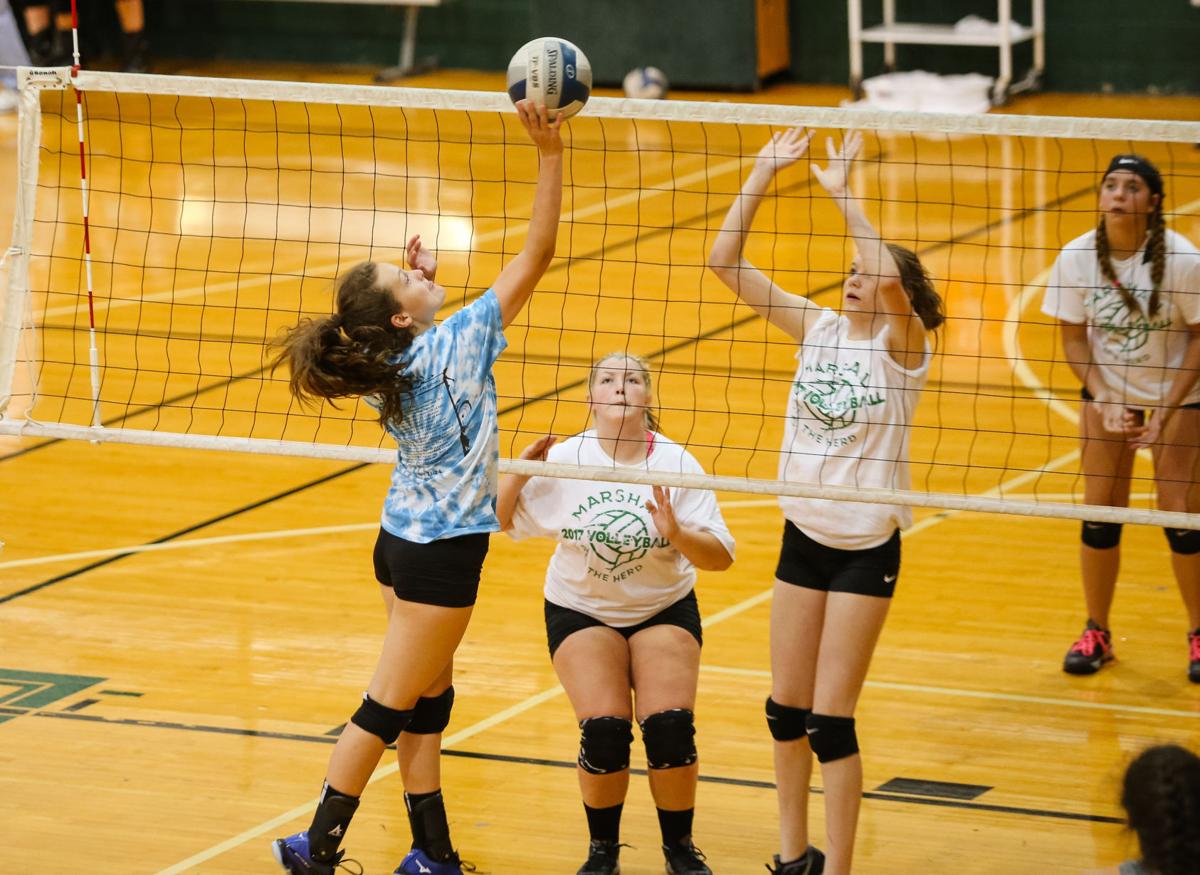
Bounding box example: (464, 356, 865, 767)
(0, 669, 107, 724)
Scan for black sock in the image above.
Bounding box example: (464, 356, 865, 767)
(405, 789, 454, 862)
(656, 807, 694, 848)
(583, 802, 623, 843)
(307, 782, 360, 861)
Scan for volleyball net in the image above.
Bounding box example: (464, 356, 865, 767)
(2, 68, 1199, 527)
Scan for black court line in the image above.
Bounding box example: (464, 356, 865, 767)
(0, 705, 1123, 826)
(502, 181, 1096, 411)
(2, 179, 1097, 603)
(0, 363, 270, 463)
(4, 157, 1087, 464)
(0, 463, 367, 605)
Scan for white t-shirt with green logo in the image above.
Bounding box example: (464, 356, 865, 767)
(779, 308, 931, 550)
(507, 430, 735, 626)
(1041, 228, 1200, 407)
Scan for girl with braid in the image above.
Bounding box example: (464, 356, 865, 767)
(268, 100, 564, 875)
(1092, 744, 1200, 875)
(709, 129, 943, 875)
(1041, 155, 1200, 684)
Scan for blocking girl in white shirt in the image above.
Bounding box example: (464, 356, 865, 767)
(497, 352, 734, 875)
(1040, 153, 1200, 683)
(708, 130, 944, 875)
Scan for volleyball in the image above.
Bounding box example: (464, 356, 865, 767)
(506, 37, 592, 120)
(623, 66, 669, 100)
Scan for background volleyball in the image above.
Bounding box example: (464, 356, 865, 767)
(623, 66, 669, 99)
(506, 37, 592, 119)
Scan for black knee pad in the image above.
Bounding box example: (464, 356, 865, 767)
(1165, 526, 1200, 555)
(640, 708, 698, 770)
(1082, 521, 1123, 549)
(404, 686, 454, 735)
(350, 693, 413, 744)
(578, 716, 634, 775)
(765, 697, 811, 742)
(805, 713, 859, 764)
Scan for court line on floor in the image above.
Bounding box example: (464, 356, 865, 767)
(17, 470, 1167, 572)
(701, 665, 1200, 721)
(0, 706, 1123, 827)
(1003, 193, 1200, 434)
(150, 446, 1084, 873)
(5, 181, 1097, 594)
(31, 152, 748, 322)
(0, 465, 368, 604)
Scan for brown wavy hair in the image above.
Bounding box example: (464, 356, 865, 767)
(1096, 202, 1166, 318)
(589, 352, 661, 433)
(272, 261, 416, 428)
(885, 243, 944, 331)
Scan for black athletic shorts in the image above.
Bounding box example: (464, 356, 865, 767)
(1081, 386, 1200, 413)
(775, 520, 901, 598)
(372, 528, 489, 608)
(544, 590, 703, 658)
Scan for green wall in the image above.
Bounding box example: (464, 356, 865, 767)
(148, 0, 1199, 94)
(154, 0, 533, 71)
(788, 0, 1199, 94)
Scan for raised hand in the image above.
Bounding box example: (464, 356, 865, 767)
(645, 484, 679, 540)
(754, 127, 812, 176)
(405, 233, 437, 282)
(519, 434, 558, 461)
(811, 130, 864, 196)
(515, 98, 563, 157)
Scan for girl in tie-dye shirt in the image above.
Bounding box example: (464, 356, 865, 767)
(269, 100, 564, 875)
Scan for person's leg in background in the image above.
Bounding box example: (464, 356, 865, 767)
(113, 0, 146, 72)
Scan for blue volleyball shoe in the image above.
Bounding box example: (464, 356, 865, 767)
(271, 832, 359, 874)
(394, 847, 474, 875)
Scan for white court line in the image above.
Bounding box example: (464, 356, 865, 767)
(700, 665, 1200, 721)
(151, 182, 1200, 873)
(155, 685, 568, 875)
(35, 155, 748, 322)
(1003, 194, 1200, 434)
(0, 522, 379, 570)
(152, 445, 1085, 873)
(7, 476, 1142, 571)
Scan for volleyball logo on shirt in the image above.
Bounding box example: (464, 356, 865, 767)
(1087, 288, 1171, 361)
(793, 359, 884, 433)
(586, 509, 652, 570)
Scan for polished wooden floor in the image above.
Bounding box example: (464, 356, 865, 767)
(2, 62, 1200, 873)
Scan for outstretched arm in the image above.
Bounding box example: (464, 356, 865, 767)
(813, 131, 926, 368)
(494, 101, 564, 329)
(707, 127, 822, 342)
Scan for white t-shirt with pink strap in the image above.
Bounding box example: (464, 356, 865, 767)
(507, 430, 735, 626)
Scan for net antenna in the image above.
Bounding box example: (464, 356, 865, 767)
(67, 0, 102, 427)
(1, 69, 1199, 531)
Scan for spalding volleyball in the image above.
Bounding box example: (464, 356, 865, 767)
(506, 37, 592, 120)
(623, 66, 669, 100)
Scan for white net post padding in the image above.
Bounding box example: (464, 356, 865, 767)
(0, 67, 60, 417)
(2, 69, 1199, 531)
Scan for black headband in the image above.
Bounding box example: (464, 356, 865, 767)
(1102, 154, 1163, 198)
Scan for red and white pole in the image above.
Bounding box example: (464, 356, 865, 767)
(69, 0, 101, 428)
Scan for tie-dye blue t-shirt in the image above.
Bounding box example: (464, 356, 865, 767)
(375, 288, 507, 543)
